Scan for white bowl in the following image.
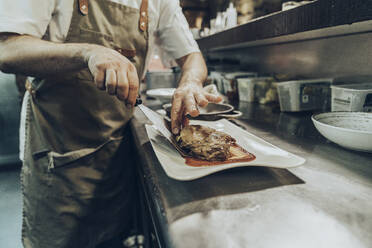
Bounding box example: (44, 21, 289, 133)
(146, 88, 175, 103)
(312, 112, 372, 152)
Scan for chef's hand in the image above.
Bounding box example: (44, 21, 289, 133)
(171, 81, 222, 135)
(171, 52, 222, 135)
(171, 52, 223, 135)
(85, 45, 139, 106)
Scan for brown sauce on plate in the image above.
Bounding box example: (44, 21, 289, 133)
(185, 144, 256, 167)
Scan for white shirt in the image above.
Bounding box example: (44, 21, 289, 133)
(0, 0, 199, 65)
(0, 0, 199, 160)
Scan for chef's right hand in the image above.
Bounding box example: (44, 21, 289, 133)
(84, 45, 139, 106)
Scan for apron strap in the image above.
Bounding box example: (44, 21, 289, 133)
(139, 0, 149, 32)
(78, 0, 148, 32)
(25, 80, 37, 98)
(78, 0, 89, 15)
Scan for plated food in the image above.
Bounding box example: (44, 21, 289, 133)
(176, 125, 256, 166)
(145, 119, 306, 181)
(140, 105, 305, 180)
(177, 125, 235, 161)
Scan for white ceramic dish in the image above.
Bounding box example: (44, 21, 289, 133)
(312, 112, 372, 152)
(145, 119, 306, 181)
(146, 88, 175, 103)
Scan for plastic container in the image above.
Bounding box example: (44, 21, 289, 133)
(237, 77, 278, 104)
(277, 78, 333, 112)
(225, 3, 237, 29)
(214, 12, 225, 33)
(222, 72, 257, 102)
(209, 71, 225, 93)
(331, 83, 372, 112)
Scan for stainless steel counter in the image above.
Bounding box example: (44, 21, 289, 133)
(130, 101, 372, 248)
(0, 72, 21, 166)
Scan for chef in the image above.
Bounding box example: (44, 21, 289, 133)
(0, 0, 221, 247)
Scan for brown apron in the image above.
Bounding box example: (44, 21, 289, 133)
(21, 0, 149, 247)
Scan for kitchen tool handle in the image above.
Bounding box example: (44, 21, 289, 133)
(135, 95, 142, 106)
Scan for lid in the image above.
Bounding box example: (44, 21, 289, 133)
(279, 78, 333, 86)
(331, 83, 372, 91)
(237, 77, 274, 82)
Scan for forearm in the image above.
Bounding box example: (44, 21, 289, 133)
(176, 52, 207, 87)
(0, 33, 94, 77)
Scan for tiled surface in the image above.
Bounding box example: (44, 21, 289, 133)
(0, 165, 22, 248)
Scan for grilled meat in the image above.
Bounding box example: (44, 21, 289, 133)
(176, 125, 236, 161)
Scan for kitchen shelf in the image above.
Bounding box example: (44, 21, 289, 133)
(197, 0, 372, 52)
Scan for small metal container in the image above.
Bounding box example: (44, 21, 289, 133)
(277, 78, 333, 112)
(145, 71, 181, 90)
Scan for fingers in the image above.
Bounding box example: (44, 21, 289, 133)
(179, 105, 189, 130)
(94, 69, 105, 90)
(127, 65, 139, 106)
(205, 92, 222, 103)
(185, 93, 199, 117)
(95, 63, 138, 105)
(195, 92, 208, 107)
(171, 91, 183, 134)
(116, 69, 129, 101)
(87, 47, 139, 104)
(105, 68, 117, 95)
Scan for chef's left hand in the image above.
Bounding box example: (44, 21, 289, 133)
(171, 81, 222, 135)
(171, 52, 222, 135)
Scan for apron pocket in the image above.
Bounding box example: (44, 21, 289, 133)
(47, 136, 124, 170)
(45, 136, 127, 197)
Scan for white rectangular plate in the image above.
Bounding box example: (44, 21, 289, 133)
(145, 119, 305, 181)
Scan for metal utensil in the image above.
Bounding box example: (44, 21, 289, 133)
(138, 104, 188, 157)
(135, 95, 142, 106)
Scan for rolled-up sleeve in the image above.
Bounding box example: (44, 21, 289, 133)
(0, 0, 54, 38)
(155, 0, 200, 60)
